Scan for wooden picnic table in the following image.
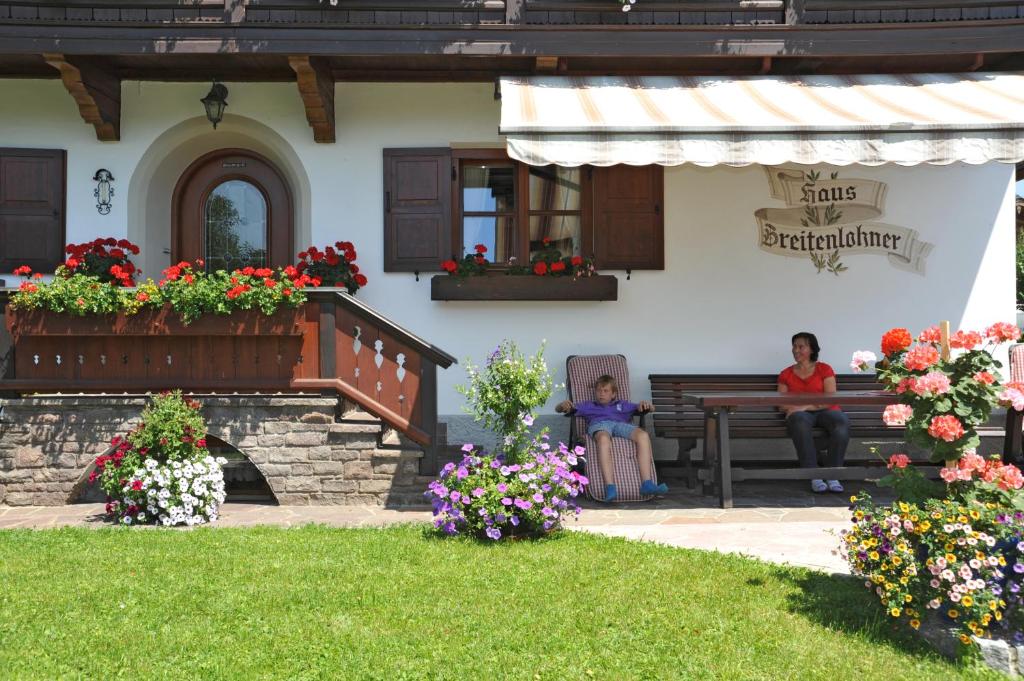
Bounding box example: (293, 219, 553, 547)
(679, 391, 1024, 507)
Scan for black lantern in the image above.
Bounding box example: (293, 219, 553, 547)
(201, 81, 228, 129)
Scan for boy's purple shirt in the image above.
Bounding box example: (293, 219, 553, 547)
(572, 399, 639, 425)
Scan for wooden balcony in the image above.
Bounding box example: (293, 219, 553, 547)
(0, 289, 456, 469)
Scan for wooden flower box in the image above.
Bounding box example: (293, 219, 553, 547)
(6, 305, 304, 337)
(2, 305, 312, 392)
(430, 274, 618, 301)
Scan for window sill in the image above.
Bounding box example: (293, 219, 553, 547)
(430, 274, 617, 302)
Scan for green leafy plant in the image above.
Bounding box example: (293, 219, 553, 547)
(456, 340, 553, 463)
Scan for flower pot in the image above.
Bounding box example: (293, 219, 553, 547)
(6, 305, 305, 337)
(430, 274, 618, 301)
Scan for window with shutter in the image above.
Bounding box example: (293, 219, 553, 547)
(383, 148, 664, 276)
(383, 148, 452, 272)
(0, 148, 65, 273)
(592, 165, 664, 271)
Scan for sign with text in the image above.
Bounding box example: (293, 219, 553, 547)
(755, 167, 933, 275)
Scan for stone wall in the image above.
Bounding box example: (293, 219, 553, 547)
(0, 396, 430, 507)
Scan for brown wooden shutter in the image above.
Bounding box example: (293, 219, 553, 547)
(0, 149, 65, 273)
(592, 164, 664, 270)
(383, 148, 452, 272)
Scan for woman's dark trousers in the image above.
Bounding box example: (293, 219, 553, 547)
(785, 409, 850, 468)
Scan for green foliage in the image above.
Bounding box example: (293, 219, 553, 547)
(8, 269, 143, 316)
(10, 263, 308, 325)
(456, 340, 553, 463)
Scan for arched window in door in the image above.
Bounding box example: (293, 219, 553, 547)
(173, 149, 292, 269)
(204, 180, 268, 272)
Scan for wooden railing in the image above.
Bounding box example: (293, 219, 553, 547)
(0, 289, 456, 470)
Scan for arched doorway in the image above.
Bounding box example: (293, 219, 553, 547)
(172, 148, 293, 270)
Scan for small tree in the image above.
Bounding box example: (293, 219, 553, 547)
(456, 340, 553, 463)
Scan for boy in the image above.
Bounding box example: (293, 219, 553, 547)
(556, 374, 668, 502)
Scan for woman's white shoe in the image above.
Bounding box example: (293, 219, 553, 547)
(826, 479, 844, 493)
(811, 479, 827, 493)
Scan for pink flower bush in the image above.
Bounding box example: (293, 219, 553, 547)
(883, 404, 914, 426)
(856, 322, 1021, 464)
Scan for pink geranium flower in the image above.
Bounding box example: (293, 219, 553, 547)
(927, 414, 965, 443)
(904, 345, 940, 372)
(985, 322, 1021, 343)
(887, 453, 911, 469)
(882, 404, 913, 426)
(910, 371, 951, 397)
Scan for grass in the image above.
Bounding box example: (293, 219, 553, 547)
(0, 524, 1004, 680)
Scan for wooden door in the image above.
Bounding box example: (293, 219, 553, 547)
(172, 149, 292, 270)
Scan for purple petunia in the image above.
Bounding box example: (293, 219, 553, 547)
(486, 527, 502, 540)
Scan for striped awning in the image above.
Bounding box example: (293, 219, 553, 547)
(499, 74, 1024, 167)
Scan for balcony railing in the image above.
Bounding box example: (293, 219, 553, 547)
(0, 289, 456, 471)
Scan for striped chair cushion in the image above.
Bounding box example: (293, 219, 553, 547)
(1011, 344, 1024, 383)
(566, 354, 655, 502)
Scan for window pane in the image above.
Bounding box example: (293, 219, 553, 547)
(204, 180, 267, 272)
(462, 165, 514, 213)
(463, 216, 515, 263)
(529, 215, 581, 260)
(529, 166, 581, 212)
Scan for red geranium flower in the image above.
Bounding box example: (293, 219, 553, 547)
(881, 328, 913, 357)
(533, 262, 548, 276)
(550, 261, 567, 273)
(474, 244, 488, 255)
(441, 259, 458, 273)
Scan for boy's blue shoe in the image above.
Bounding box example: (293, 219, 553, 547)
(640, 480, 669, 496)
(604, 484, 618, 503)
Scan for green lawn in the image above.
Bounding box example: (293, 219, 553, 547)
(0, 525, 1001, 680)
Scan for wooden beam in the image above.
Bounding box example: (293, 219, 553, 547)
(43, 53, 120, 141)
(759, 55, 772, 73)
(969, 53, 985, 71)
(288, 55, 335, 143)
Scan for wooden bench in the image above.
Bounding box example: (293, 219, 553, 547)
(649, 373, 1008, 504)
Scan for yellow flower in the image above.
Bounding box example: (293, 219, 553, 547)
(976, 551, 986, 561)
(904, 594, 913, 603)
(911, 515, 919, 522)
(969, 509, 981, 520)
(899, 502, 910, 513)
(854, 511, 864, 520)
(849, 495, 857, 503)
(910, 619, 921, 630)
(944, 543, 954, 552)
(960, 634, 971, 645)
(931, 511, 943, 519)
(995, 611, 1003, 621)
(890, 607, 901, 617)
(946, 553, 957, 563)
(892, 556, 903, 566)
(986, 502, 996, 509)
(949, 609, 960, 619)
(962, 596, 974, 607)
(999, 556, 1007, 567)
(869, 551, 880, 561)
(989, 601, 998, 611)
(982, 614, 992, 625)
(899, 576, 909, 585)
(918, 521, 931, 532)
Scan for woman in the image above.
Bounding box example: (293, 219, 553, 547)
(778, 331, 850, 493)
